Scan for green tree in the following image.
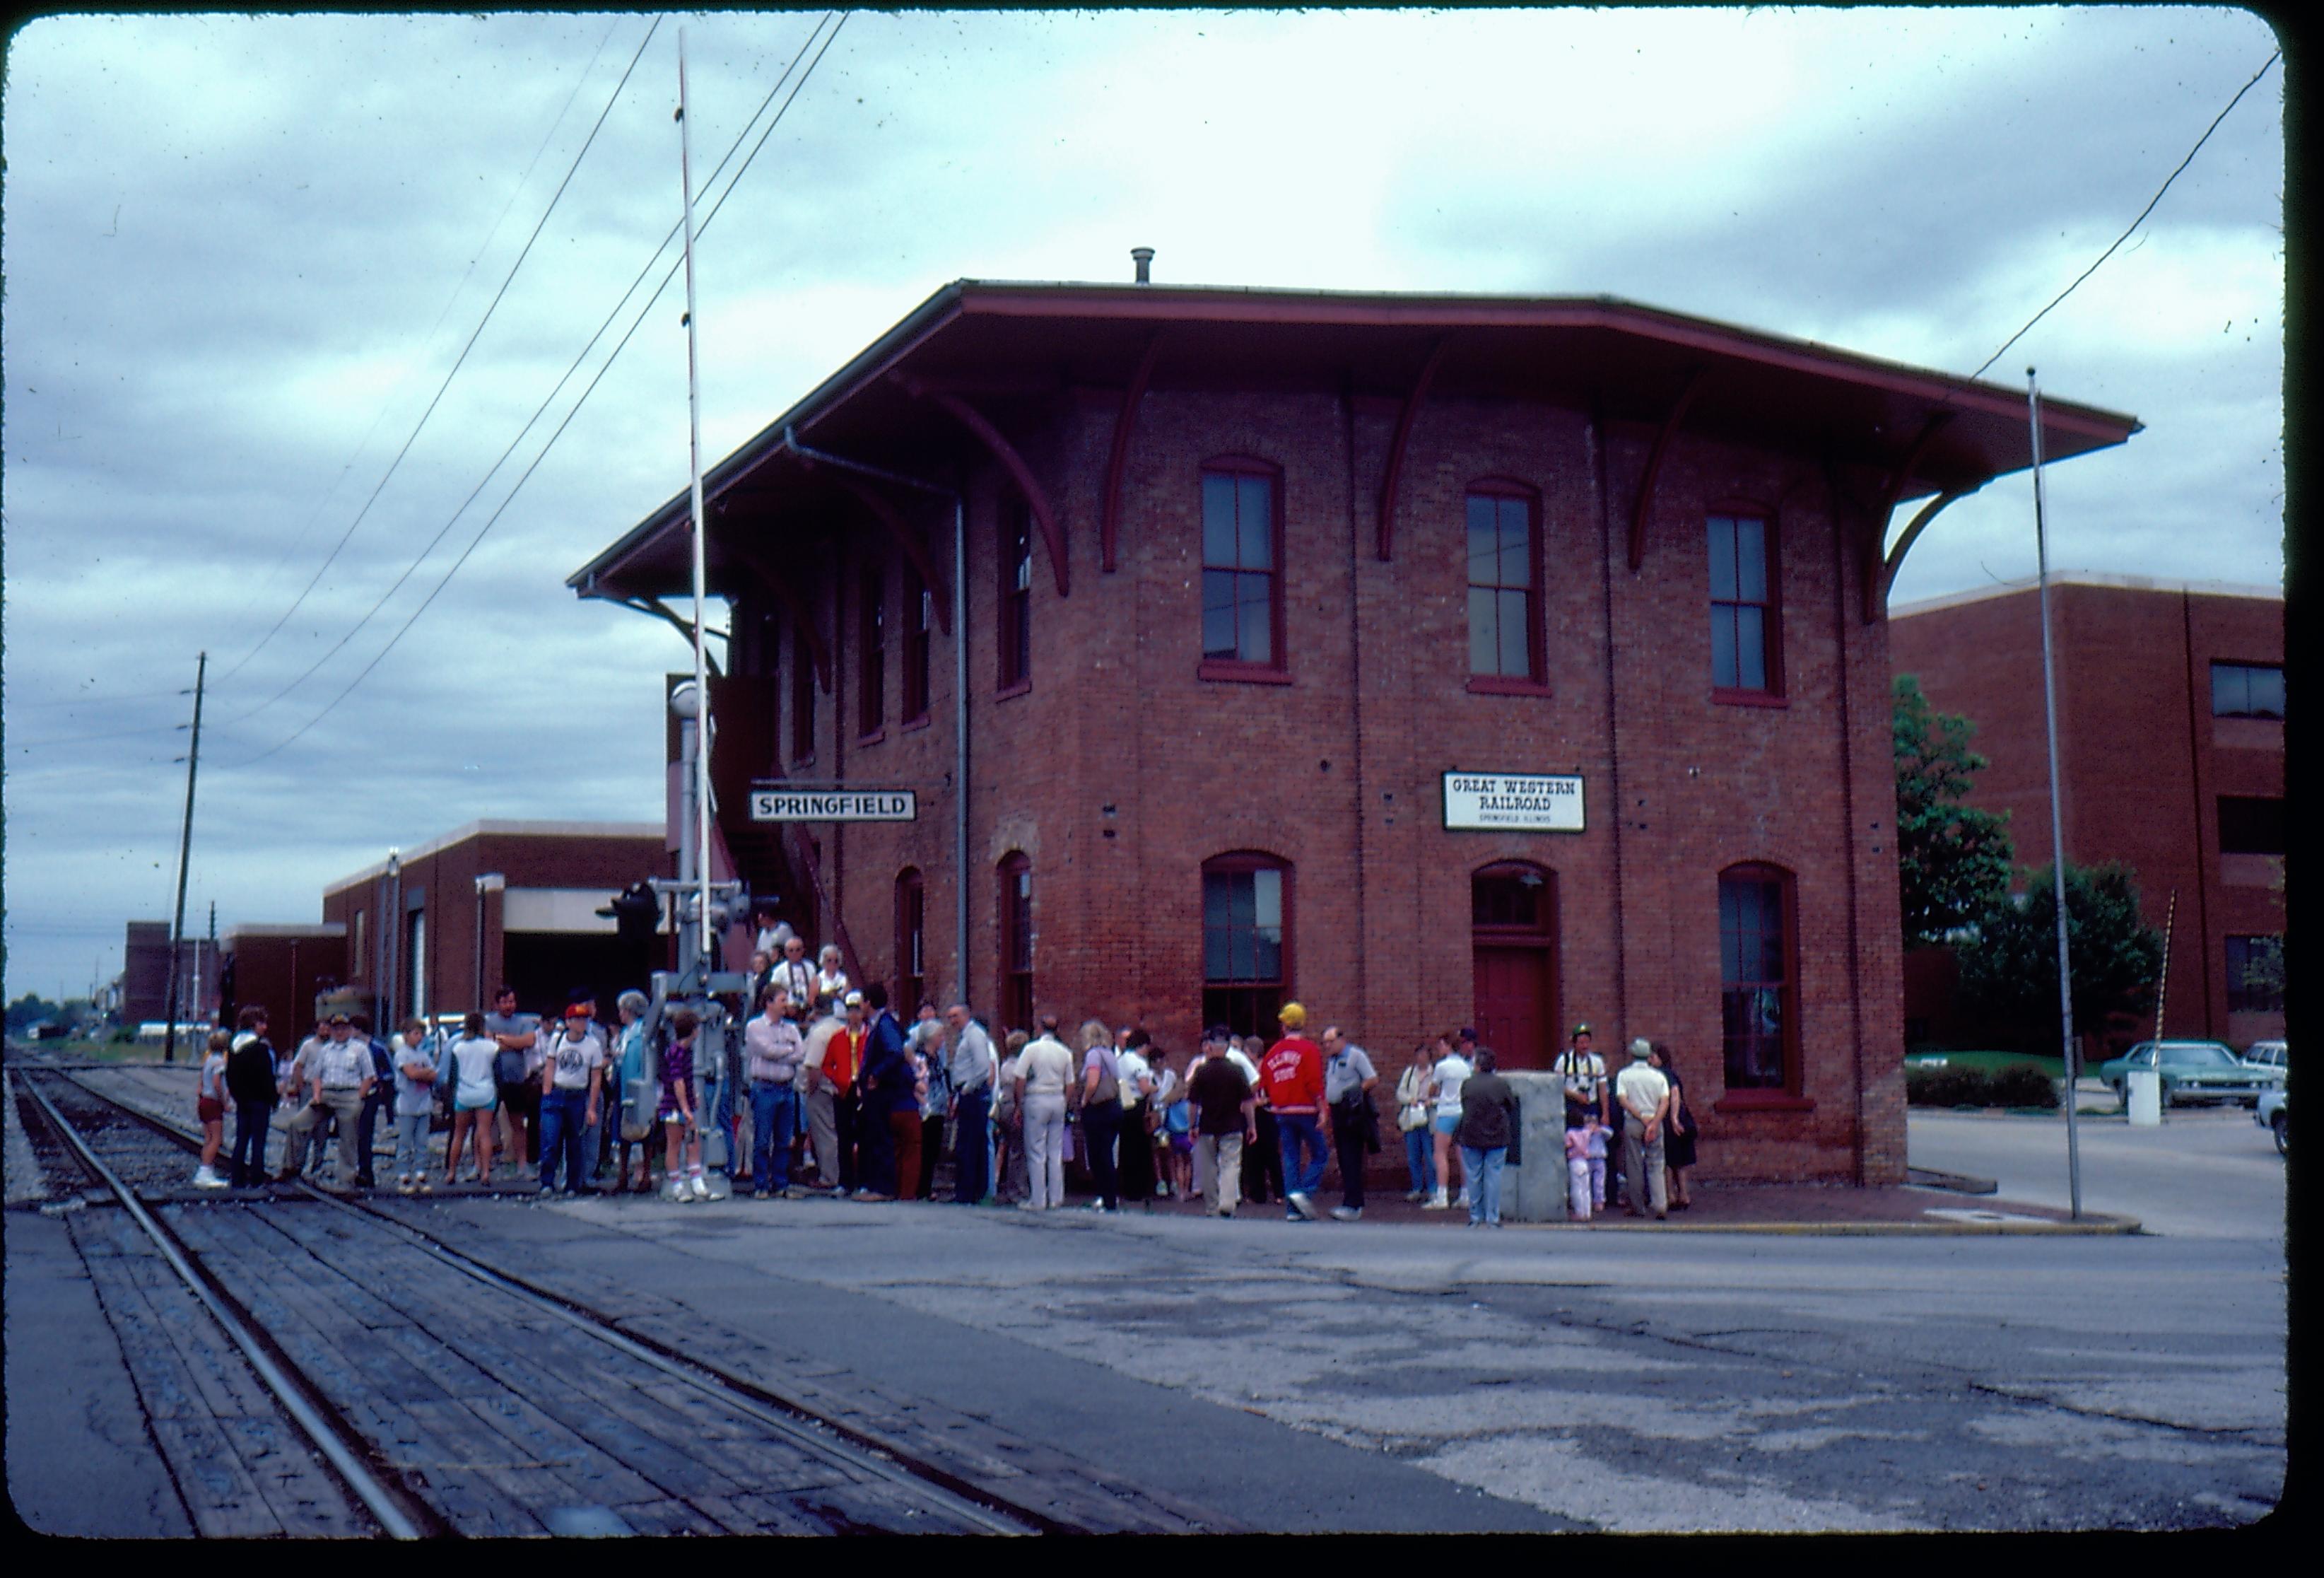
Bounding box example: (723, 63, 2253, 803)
(6, 994, 61, 1034)
(1893, 674, 2014, 947)
(1956, 863, 2164, 1054)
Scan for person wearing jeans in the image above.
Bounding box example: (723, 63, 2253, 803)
(1258, 1003, 1329, 1220)
(744, 989, 806, 1198)
(1454, 1045, 1522, 1227)
(536, 1005, 604, 1196)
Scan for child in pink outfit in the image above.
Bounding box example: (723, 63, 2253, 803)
(1565, 1123, 1593, 1220)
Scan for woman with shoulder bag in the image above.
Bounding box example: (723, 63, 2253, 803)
(1395, 1042, 1438, 1203)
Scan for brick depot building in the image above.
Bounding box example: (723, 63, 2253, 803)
(573, 279, 2137, 1184)
(1891, 574, 2284, 1051)
(321, 820, 670, 1030)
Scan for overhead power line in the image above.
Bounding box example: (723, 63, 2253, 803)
(218, 13, 665, 717)
(233, 12, 851, 766)
(211, 13, 629, 687)
(1970, 49, 2279, 380)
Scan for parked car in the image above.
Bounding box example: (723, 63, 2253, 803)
(2096, 1041, 2286, 1109)
(2255, 1089, 2287, 1157)
(2243, 1039, 2289, 1075)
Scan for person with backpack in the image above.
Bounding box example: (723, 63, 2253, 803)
(224, 1005, 278, 1188)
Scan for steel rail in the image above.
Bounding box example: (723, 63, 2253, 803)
(42, 1068, 1048, 1536)
(21, 1075, 438, 1540)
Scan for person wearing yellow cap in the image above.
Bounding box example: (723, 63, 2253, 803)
(1260, 1002, 1329, 1220)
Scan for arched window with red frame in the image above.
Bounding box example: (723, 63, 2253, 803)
(1202, 852, 1291, 1038)
(997, 853, 1033, 1034)
(1718, 863, 1798, 1092)
(895, 867, 925, 1017)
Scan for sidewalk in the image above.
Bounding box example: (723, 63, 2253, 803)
(36, 1058, 2139, 1234)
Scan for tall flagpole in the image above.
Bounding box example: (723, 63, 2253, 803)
(2029, 368, 2082, 1219)
(678, 28, 712, 969)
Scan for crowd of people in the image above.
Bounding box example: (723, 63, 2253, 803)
(188, 939, 1701, 1225)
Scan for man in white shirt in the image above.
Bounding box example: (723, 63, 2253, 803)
(1614, 1037, 1672, 1220)
(1011, 1018, 1075, 1210)
(280, 1014, 374, 1192)
(943, 1004, 998, 1204)
(768, 935, 817, 1020)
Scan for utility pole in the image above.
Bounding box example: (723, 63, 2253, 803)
(2028, 373, 2082, 1219)
(163, 652, 206, 1065)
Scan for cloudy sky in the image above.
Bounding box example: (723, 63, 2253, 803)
(1, 7, 2283, 1003)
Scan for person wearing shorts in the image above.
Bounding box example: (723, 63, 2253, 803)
(444, 1012, 501, 1187)
(194, 1030, 232, 1188)
(1424, 1036, 1472, 1210)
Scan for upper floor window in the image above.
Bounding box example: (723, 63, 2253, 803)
(2212, 662, 2284, 720)
(1708, 514, 1779, 696)
(903, 566, 932, 723)
(999, 503, 1032, 692)
(1200, 462, 1283, 676)
(1467, 486, 1539, 682)
(1202, 853, 1289, 1039)
(859, 564, 886, 737)
(2218, 795, 2286, 857)
(1718, 863, 1797, 1092)
(790, 625, 817, 763)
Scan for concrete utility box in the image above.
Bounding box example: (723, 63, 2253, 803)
(2125, 1068, 2163, 1126)
(1501, 1072, 1570, 1222)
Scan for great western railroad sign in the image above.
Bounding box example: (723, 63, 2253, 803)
(750, 788, 917, 822)
(1441, 771, 1585, 833)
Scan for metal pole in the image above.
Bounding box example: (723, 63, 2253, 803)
(2153, 889, 2177, 1043)
(163, 651, 206, 1064)
(2029, 369, 2082, 1219)
(678, 27, 713, 966)
(953, 493, 969, 1008)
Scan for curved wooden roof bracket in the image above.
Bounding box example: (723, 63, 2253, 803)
(1376, 334, 1452, 562)
(1862, 411, 1954, 622)
(1628, 365, 1711, 571)
(1101, 329, 1166, 573)
(722, 529, 832, 693)
(826, 474, 951, 633)
(895, 373, 1069, 597)
(1882, 483, 1980, 598)
(624, 598, 726, 679)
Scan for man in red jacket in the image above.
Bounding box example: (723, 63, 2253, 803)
(1261, 1002, 1328, 1221)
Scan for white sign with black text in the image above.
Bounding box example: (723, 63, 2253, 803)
(749, 789, 917, 823)
(1441, 771, 1585, 833)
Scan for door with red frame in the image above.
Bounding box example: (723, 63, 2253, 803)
(1471, 863, 1559, 1070)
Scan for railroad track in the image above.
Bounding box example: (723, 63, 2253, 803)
(19, 1068, 1233, 1536)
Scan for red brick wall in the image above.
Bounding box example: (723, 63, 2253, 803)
(1890, 581, 2283, 1047)
(750, 380, 1910, 1185)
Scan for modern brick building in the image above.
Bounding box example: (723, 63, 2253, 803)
(321, 820, 671, 1030)
(571, 277, 2137, 1184)
(1891, 574, 2284, 1051)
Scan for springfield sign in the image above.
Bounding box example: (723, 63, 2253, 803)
(750, 788, 917, 823)
(1442, 771, 1585, 833)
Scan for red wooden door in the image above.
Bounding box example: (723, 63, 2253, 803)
(1472, 945, 1551, 1070)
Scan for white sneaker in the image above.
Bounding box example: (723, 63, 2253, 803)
(192, 1167, 228, 1189)
(1289, 1191, 1320, 1220)
(1421, 1188, 1450, 1210)
(688, 1173, 710, 1200)
(1330, 1205, 1361, 1222)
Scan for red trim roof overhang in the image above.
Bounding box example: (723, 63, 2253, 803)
(570, 280, 2140, 600)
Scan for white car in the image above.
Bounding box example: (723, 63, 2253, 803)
(2243, 1039, 2289, 1075)
(2255, 1088, 2287, 1157)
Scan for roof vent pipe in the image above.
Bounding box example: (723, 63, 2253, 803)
(1131, 247, 1154, 284)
